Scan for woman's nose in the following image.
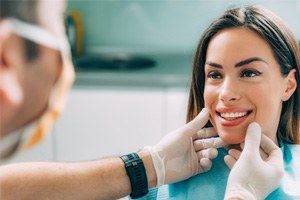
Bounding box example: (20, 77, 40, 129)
(219, 79, 241, 103)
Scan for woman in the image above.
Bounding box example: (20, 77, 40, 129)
(185, 5, 300, 199)
(135, 5, 300, 200)
(187, 5, 299, 146)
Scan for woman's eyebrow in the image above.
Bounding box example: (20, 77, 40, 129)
(205, 57, 268, 69)
(205, 61, 223, 68)
(235, 57, 268, 67)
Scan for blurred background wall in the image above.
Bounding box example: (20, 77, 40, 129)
(67, 0, 300, 55)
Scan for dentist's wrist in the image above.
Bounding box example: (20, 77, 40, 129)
(137, 150, 157, 188)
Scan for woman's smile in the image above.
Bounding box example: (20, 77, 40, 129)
(216, 108, 253, 127)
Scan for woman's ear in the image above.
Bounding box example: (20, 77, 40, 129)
(281, 69, 297, 101)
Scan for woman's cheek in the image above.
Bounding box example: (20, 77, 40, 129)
(203, 86, 214, 110)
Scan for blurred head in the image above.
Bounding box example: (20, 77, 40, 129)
(187, 6, 300, 145)
(0, 0, 74, 159)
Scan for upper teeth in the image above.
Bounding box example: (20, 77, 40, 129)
(220, 112, 247, 118)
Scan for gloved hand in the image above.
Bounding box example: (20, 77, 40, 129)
(224, 122, 284, 200)
(144, 108, 225, 187)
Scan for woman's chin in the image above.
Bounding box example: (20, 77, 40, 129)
(220, 134, 245, 145)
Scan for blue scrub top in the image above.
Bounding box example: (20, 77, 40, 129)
(134, 144, 300, 200)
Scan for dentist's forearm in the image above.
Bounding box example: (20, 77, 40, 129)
(0, 151, 157, 200)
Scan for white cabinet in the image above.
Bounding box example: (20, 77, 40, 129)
(164, 88, 189, 133)
(4, 86, 188, 164)
(54, 87, 166, 161)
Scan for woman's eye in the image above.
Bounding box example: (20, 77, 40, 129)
(207, 71, 222, 79)
(241, 70, 262, 78)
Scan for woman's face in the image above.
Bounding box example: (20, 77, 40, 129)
(204, 28, 294, 145)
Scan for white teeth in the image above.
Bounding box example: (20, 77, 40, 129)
(220, 112, 248, 119)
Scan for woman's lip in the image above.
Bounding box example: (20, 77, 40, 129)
(216, 110, 252, 127)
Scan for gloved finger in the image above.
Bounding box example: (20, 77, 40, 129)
(194, 127, 218, 139)
(228, 149, 241, 160)
(199, 158, 212, 172)
(267, 148, 284, 165)
(243, 122, 262, 156)
(260, 134, 282, 164)
(224, 155, 236, 169)
(183, 108, 209, 137)
(196, 148, 218, 160)
(260, 133, 279, 155)
(261, 137, 283, 165)
(241, 142, 268, 160)
(194, 137, 226, 151)
(259, 148, 269, 160)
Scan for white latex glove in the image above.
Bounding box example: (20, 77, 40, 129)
(144, 108, 226, 187)
(224, 122, 284, 200)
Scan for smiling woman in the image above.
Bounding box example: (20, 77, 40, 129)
(133, 5, 300, 200)
(181, 5, 300, 199)
(203, 28, 297, 145)
(187, 6, 300, 146)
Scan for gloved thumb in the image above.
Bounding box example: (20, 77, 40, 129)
(183, 108, 210, 137)
(243, 122, 262, 155)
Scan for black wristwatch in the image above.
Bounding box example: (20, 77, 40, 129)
(120, 153, 149, 199)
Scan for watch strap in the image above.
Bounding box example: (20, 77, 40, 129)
(120, 153, 149, 199)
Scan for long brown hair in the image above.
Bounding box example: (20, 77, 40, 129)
(187, 5, 300, 144)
